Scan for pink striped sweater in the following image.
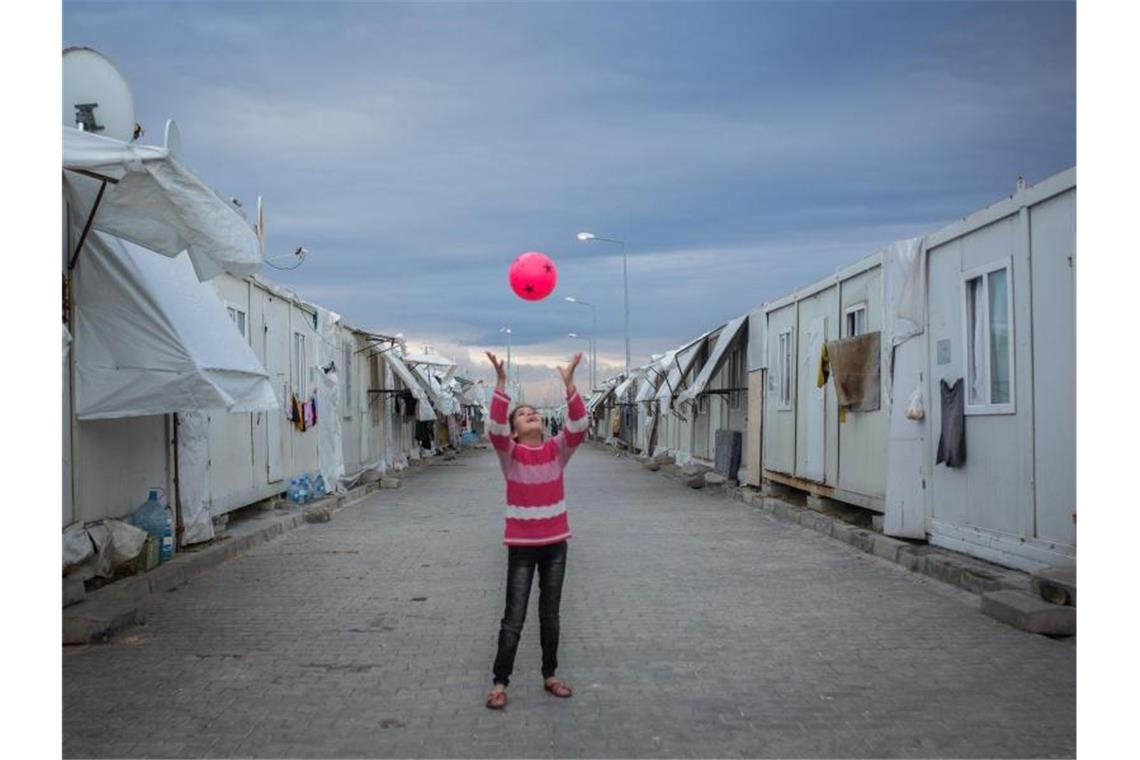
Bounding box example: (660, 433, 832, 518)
(487, 386, 589, 546)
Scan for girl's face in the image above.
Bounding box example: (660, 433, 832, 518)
(511, 405, 543, 439)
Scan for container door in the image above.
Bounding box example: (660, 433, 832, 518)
(803, 316, 827, 482)
(263, 314, 285, 483)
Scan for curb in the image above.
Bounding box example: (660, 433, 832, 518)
(62, 477, 389, 645)
(604, 443, 1040, 603)
(731, 487, 1036, 598)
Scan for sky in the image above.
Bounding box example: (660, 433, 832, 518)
(62, 0, 1075, 405)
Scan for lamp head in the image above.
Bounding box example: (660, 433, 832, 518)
(576, 232, 595, 241)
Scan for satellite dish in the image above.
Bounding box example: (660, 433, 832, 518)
(62, 47, 136, 143)
(164, 119, 182, 159)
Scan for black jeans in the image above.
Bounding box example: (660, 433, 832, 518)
(492, 541, 568, 686)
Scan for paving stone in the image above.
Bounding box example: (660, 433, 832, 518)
(981, 590, 1077, 636)
(303, 505, 333, 523)
(1032, 561, 1076, 606)
(64, 447, 1074, 758)
(704, 472, 728, 486)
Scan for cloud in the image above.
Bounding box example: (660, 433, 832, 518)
(63, 0, 1074, 382)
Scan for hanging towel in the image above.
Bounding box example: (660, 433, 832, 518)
(826, 332, 881, 411)
(817, 341, 830, 388)
(291, 394, 304, 431)
(936, 378, 966, 467)
(303, 399, 316, 429)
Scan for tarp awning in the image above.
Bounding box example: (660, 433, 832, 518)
(63, 127, 262, 282)
(636, 351, 675, 404)
(655, 330, 716, 411)
(383, 351, 437, 421)
(412, 364, 460, 416)
(676, 314, 748, 405)
(612, 373, 639, 401)
(587, 377, 621, 413)
(73, 231, 278, 420)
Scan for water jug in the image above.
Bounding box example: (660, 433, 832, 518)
(131, 489, 173, 563)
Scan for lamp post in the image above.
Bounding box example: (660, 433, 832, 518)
(564, 296, 597, 390)
(567, 333, 592, 392)
(499, 327, 512, 392)
(577, 232, 630, 374)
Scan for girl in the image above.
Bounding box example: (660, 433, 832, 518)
(483, 351, 588, 710)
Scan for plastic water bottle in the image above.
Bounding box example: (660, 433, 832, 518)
(159, 508, 174, 563)
(132, 489, 173, 563)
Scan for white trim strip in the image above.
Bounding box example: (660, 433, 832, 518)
(564, 415, 590, 433)
(505, 531, 572, 545)
(505, 501, 567, 521)
(487, 419, 512, 436)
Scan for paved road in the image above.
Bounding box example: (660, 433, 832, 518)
(64, 445, 1075, 758)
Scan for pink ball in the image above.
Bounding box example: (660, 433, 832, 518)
(508, 251, 558, 301)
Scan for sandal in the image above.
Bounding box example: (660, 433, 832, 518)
(485, 689, 507, 710)
(543, 679, 573, 698)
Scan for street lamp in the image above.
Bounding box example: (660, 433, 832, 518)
(567, 332, 592, 392)
(564, 296, 597, 390)
(499, 327, 512, 388)
(576, 231, 630, 373)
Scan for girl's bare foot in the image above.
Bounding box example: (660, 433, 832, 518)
(485, 684, 507, 709)
(543, 677, 573, 698)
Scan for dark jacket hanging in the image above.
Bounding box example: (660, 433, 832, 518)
(936, 378, 966, 467)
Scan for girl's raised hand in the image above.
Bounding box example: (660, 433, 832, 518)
(485, 351, 507, 382)
(557, 352, 582, 388)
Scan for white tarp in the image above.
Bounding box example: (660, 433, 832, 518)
(63, 127, 262, 282)
(315, 307, 346, 494)
(655, 332, 713, 412)
(746, 307, 767, 371)
(636, 352, 674, 404)
(612, 371, 641, 402)
(881, 236, 928, 540)
(402, 352, 457, 382)
(177, 410, 214, 545)
(383, 351, 437, 421)
(410, 363, 460, 416)
(677, 314, 748, 405)
(73, 231, 278, 419)
(587, 376, 621, 413)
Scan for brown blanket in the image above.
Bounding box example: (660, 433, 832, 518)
(826, 332, 881, 412)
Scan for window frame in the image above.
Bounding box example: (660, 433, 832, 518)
(961, 257, 1016, 416)
(292, 331, 307, 396)
(727, 345, 744, 410)
(342, 340, 354, 417)
(776, 329, 794, 411)
(225, 304, 247, 341)
(844, 302, 868, 338)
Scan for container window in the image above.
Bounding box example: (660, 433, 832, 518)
(963, 261, 1014, 414)
(293, 332, 307, 395)
(777, 330, 793, 410)
(342, 341, 353, 413)
(845, 304, 867, 337)
(226, 306, 247, 339)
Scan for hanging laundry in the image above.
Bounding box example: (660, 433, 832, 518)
(817, 341, 830, 388)
(826, 332, 881, 412)
(303, 399, 316, 429)
(291, 394, 305, 431)
(311, 394, 318, 426)
(936, 378, 966, 467)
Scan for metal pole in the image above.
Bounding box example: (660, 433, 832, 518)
(592, 303, 598, 391)
(622, 246, 630, 373)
